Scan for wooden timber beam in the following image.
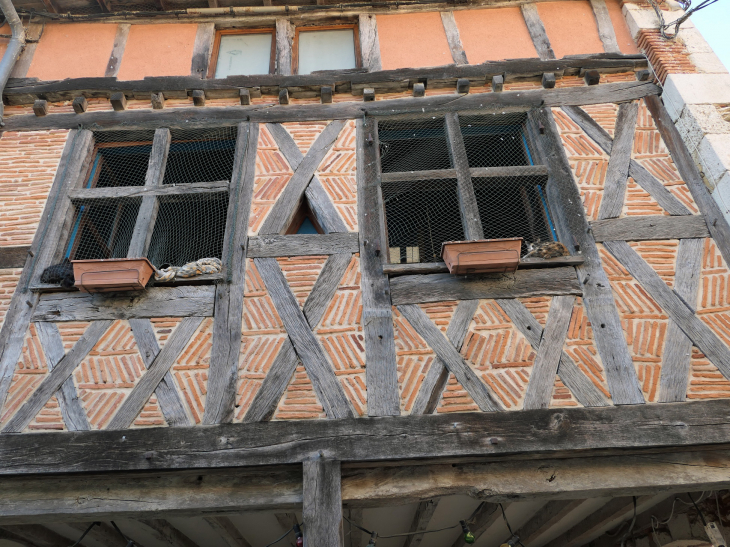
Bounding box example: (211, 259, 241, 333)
(403, 499, 440, 547)
(138, 520, 201, 547)
(303, 457, 342, 547)
(2, 449, 730, 525)
(0, 525, 76, 547)
(3, 400, 730, 475)
(1, 81, 660, 132)
(204, 517, 252, 547)
(590, 215, 710, 242)
(509, 499, 587, 545)
(65, 522, 137, 547)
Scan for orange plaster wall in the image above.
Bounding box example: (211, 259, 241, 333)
(116, 24, 198, 80)
(27, 23, 118, 80)
(606, 0, 640, 54)
(376, 13, 452, 70)
(454, 8, 537, 63)
(537, 1, 604, 58)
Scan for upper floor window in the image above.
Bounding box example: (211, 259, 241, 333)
(295, 25, 359, 75)
(211, 29, 275, 78)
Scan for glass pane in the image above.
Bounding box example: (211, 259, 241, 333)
(298, 29, 356, 75)
(215, 33, 272, 78)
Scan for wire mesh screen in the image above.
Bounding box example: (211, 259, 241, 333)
(378, 117, 452, 173)
(163, 127, 238, 185)
(147, 193, 229, 267)
(66, 198, 141, 260)
(459, 112, 531, 167)
(88, 131, 155, 188)
(382, 179, 464, 264)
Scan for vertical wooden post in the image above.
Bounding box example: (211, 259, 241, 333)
(303, 457, 343, 547)
(276, 19, 295, 76)
(358, 14, 382, 72)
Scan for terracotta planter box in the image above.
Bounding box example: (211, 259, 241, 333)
(71, 258, 155, 293)
(441, 238, 523, 275)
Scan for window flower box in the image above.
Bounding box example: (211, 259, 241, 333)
(71, 258, 156, 293)
(441, 238, 523, 275)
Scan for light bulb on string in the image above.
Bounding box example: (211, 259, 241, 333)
(460, 520, 475, 544)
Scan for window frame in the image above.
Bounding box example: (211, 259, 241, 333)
(292, 23, 362, 75)
(208, 28, 277, 79)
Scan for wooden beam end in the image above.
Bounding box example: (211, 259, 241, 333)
(456, 78, 470, 94)
(239, 88, 251, 106)
(151, 92, 165, 110)
(412, 82, 426, 98)
(584, 70, 601, 86)
(542, 72, 556, 89)
(33, 99, 48, 117)
(110, 92, 127, 111)
(320, 85, 333, 104)
(636, 69, 651, 81)
(192, 89, 206, 106)
(363, 88, 375, 102)
(491, 74, 504, 93)
(278, 88, 289, 105)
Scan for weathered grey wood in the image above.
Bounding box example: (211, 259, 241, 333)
(32, 100, 48, 117)
(243, 253, 351, 423)
(70, 180, 228, 200)
(597, 101, 638, 220)
(110, 92, 127, 111)
(263, 123, 343, 233)
(495, 298, 609, 407)
(127, 128, 171, 258)
(139, 520, 201, 547)
(192, 89, 206, 107)
(303, 457, 342, 547)
(542, 72, 556, 89)
(0, 246, 30, 269)
(275, 19, 294, 76)
(523, 296, 575, 409)
(260, 120, 345, 235)
(346, 508, 363, 547)
(274, 513, 298, 536)
(204, 123, 258, 425)
(2, 320, 112, 433)
(561, 105, 691, 216)
(151, 92, 165, 110)
(10, 23, 44, 79)
(512, 499, 586, 545)
(605, 240, 730, 384)
(320, 86, 333, 104)
(0, 130, 94, 421)
(521, 3, 556, 60)
(590, 0, 621, 53)
(107, 316, 204, 430)
(3, 82, 660, 132)
(398, 304, 502, 412)
(533, 107, 644, 405)
(451, 503, 501, 547)
(34, 322, 90, 431)
(380, 165, 548, 183)
(441, 12, 468, 65)
(358, 14, 382, 72)
(72, 96, 88, 114)
(542, 494, 670, 547)
(403, 499, 440, 547)
(591, 215, 709, 242)
(204, 517, 252, 547)
(645, 95, 730, 267)
(658, 238, 704, 402)
(255, 257, 353, 419)
(32, 286, 215, 322)
(382, 256, 585, 276)
(390, 267, 582, 305)
(129, 318, 191, 427)
(0, 525, 73, 547)
(445, 112, 484, 240)
(247, 233, 358, 257)
(357, 117, 401, 417)
(411, 300, 479, 415)
(105, 23, 130, 78)
(191, 23, 216, 78)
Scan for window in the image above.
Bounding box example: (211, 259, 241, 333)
(379, 112, 557, 264)
(63, 128, 236, 276)
(210, 29, 275, 78)
(295, 25, 359, 75)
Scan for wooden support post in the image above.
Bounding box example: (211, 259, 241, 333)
(521, 3, 555, 60)
(303, 457, 342, 547)
(151, 93, 165, 110)
(239, 89, 250, 105)
(320, 85, 333, 104)
(32, 100, 48, 117)
(412, 82, 425, 97)
(276, 19, 294, 76)
(10, 22, 44, 79)
(72, 96, 88, 113)
(356, 117, 401, 417)
(278, 88, 289, 105)
(584, 69, 601, 85)
(589, 0, 621, 53)
(363, 88, 375, 101)
(358, 14, 382, 72)
(597, 101, 638, 220)
(491, 74, 504, 92)
(105, 23, 130, 78)
(191, 23, 216, 78)
(441, 11, 468, 65)
(403, 499, 440, 547)
(542, 72, 556, 88)
(456, 78, 470, 94)
(192, 90, 206, 106)
(110, 92, 127, 111)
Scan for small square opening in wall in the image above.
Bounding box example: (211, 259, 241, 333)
(382, 178, 464, 264)
(459, 113, 531, 167)
(163, 127, 238, 185)
(147, 193, 229, 268)
(378, 117, 452, 173)
(65, 198, 142, 261)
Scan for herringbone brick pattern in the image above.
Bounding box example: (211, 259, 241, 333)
(58, 321, 90, 350)
(0, 324, 47, 425)
(317, 119, 358, 231)
(564, 298, 611, 399)
(74, 320, 146, 429)
(28, 395, 65, 431)
(172, 317, 213, 424)
(637, 29, 696, 84)
(273, 364, 327, 420)
(150, 317, 181, 346)
(132, 394, 166, 428)
(249, 125, 293, 235)
(437, 375, 479, 413)
(315, 255, 366, 416)
(462, 300, 536, 410)
(283, 122, 329, 156)
(550, 377, 580, 408)
(277, 256, 328, 307)
(0, 269, 21, 331)
(583, 104, 619, 137)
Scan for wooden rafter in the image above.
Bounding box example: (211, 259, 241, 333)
(204, 517, 252, 547)
(403, 499, 440, 547)
(138, 520, 201, 547)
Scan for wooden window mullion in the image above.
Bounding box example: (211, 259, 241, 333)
(444, 112, 484, 241)
(127, 128, 171, 258)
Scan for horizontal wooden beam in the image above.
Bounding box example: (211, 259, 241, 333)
(2, 81, 660, 132)
(380, 165, 548, 183)
(69, 181, 229, 201)
(3, 398, 730, 475)
(31, 286, 215, 322)
(1, 447, 730, 523)
(591, 215, 710, 242)
(0, 246, 30, 269)
(389, 266, 582, 304)
(382, 256, 585, 276)
(247, 233, 359, 257)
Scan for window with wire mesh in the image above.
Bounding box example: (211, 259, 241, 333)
(377, 112, 556, 263)
(63, 128, 235, 275)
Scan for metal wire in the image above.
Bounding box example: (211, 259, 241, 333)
(646, 0, 719, 39)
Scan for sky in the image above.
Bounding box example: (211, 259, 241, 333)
(689, 0, 730, 71)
